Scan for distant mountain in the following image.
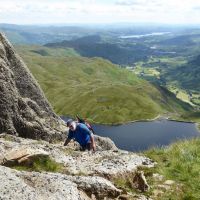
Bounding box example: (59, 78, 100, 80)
(0, 24, 98, 44)
(45, 35, 150, 65)
(16, 45, 192, 124)
(0, 23, 183, 45)
(158, 34, 196, 46)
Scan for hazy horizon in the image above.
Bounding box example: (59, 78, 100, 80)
(1, 22, 200, 27)
(1, 0, 200, 25)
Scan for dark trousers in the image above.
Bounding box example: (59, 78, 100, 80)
(80, 142, 91, 151)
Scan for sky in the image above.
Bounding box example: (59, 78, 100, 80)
(0, 0, 200, 25)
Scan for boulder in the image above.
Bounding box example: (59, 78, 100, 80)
(66, 175, 121, 198)
(2, 147, 49, 167)
(94, 135, 118, 151)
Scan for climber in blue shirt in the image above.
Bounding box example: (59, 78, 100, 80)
(64, 119, 96, 151)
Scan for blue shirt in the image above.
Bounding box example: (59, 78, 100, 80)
(67, 123, 92, 146)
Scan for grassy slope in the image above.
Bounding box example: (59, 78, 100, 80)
(16, 45, 192, 124)
(145, 138, 200, 199)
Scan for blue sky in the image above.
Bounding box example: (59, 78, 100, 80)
(0, 0, 200, 25)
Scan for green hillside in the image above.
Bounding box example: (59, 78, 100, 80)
(165, 55, 200, 92)
(16, 45, 192, 124)
(45, 35, 150, 65)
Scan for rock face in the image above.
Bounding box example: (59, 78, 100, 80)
(18, 171, 121, 199)
(0, 33, 65, 141)
(0, 166, 90, 200)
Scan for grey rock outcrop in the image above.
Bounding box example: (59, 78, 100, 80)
(18, 171, 121, 199)
(0, 164, 153, 200)
(0, 134, 155, 199)
(0, 166, 89, 200)
(0, 33, 65, 141)
(0, 134, 155, 177)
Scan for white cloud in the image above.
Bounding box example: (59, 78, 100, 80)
(0, 0, 200, 24)
(115, 0, 142, 6)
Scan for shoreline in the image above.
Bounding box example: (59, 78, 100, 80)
(92, 115, 199, 126)
(61, 115, 199, 130)
(91, 115, 161, 126)
(195, 123, 200, 132)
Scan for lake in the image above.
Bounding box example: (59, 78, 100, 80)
(119, 32, 171, 39)
(93, 120, 199, 152)
(61, 117, 199, 152)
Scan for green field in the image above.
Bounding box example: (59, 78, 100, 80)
(16, 45, 192, 124)
(133, 55, 200, 109)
